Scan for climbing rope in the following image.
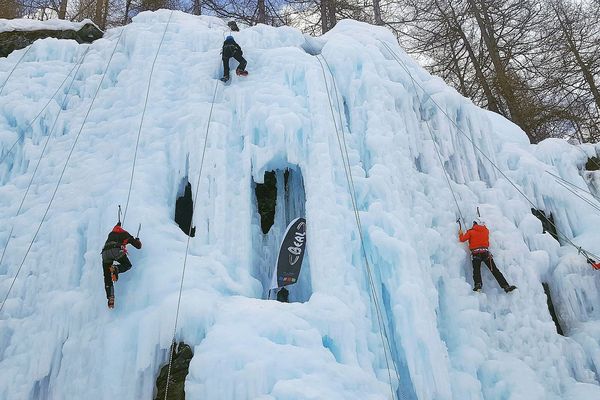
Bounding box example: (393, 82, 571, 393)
(379, 39, 600, 263)
(547, 171, 600, 213)
(547, 171, 600, 201)
(554, 178, 600, 214)
(574, 144, 600, 171)
(0, 29, 125, 315)
(0, 47, 91, 269)
(381, 42, 469, 224)
(0, 48, 91, 165)
(122, 10, 174, 224)
(314, 52, 401, 400)
(163, 79, 220, 400)
(0, 44, 33, 96)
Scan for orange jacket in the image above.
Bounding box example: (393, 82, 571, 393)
(459, 224, 489, 250)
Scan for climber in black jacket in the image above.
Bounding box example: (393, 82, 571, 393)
(221, 35, 248, 82)
(101, 222, 142, 309)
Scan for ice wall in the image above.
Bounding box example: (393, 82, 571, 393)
(0, 10, 599, 400)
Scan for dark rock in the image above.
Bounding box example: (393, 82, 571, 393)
(531, 208, 559, 241)
(585, 156, 600, 171)
(0, 22, 103, 58)
(255, 171, 277, 234)
(542, 283, 564, 336)
(175, 181, 195, 237)
(155, 342, 194, 400)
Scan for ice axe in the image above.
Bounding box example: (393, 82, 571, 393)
(118, 205, 122, 225)
(456, 217, 463, 231)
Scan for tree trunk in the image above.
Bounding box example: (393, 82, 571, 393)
(94, 0, 104, 28)
(454, 25, 501, 113)
(192, 0, 201, 15)
(123, 0, 132, 24)
(467, 0, 526, 131)
(553, 6, 600, 113)
(321, 1, 328, 34)
(58, 0, 67, 19)
(445, 1, 501, 114)
(100, 0, 109, 30)
(327, 0, 337, 30)
(257, 0, 266, 23)
(373, 0, 383, 25)
(448, 41, 469, 97)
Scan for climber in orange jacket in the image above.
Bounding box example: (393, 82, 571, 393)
(459, 219, 516, 293)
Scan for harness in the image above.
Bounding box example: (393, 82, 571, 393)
(471, 247, 494, 271)
(471, 247, 489, 255)
(101, 240, 128, 254)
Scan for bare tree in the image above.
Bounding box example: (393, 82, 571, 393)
(94, 0, 109, 28)
(57, 0, 67, 18)
(257, 0, 266, 23)
(192, 0, 201, 15)
(534, 0, 600, 141)
(372, 0, 383, 25)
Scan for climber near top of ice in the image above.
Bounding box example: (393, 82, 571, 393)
(220, 35, 248, 83)
(227, 21, 240, 31)
(101, 221, 142, 309)
(458, 218, 517, 293)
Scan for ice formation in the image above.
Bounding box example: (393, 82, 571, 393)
(0, 10, 599, 400)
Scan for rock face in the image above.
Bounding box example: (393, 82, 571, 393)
(0, 22, 103, 57)
(586, 156, 600, 171)
(154, 342, 193, 400)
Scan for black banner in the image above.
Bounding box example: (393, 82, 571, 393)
(271, 218, 306, 288)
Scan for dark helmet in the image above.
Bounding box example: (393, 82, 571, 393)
(225, 35, 234, 42)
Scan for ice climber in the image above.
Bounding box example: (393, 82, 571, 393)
(101, 222, 142, 309)
(221, 35, 248, 82)
(459, 219, 517, 293)
(227, 21, 240, 31)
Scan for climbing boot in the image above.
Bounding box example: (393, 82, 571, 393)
(108, 296, 115, 309)
(236, 68, 248, 76)
(473, 284, 482, 293)
(504, 285, 517, 293)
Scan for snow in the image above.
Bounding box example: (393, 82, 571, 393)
(1, 9, 599, 400)
(0, 18, 97, 34)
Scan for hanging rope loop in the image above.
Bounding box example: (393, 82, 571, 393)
(312, 45, 401, 400)
(0, 29, 125, 315)
(122, 11, 174, 225)
(0, 44, 33, 96)
(164, 77, 220, 400)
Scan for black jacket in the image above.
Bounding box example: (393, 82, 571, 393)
(222, 40, 242, 58)
(103, 225, 142, 251)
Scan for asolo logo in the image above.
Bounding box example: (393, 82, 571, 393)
(288, 221, 306, 265)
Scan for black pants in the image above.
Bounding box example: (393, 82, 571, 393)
(472, 252, 509, 288)
(222, 53, 247, 77)
(102, 254, 132, 299)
